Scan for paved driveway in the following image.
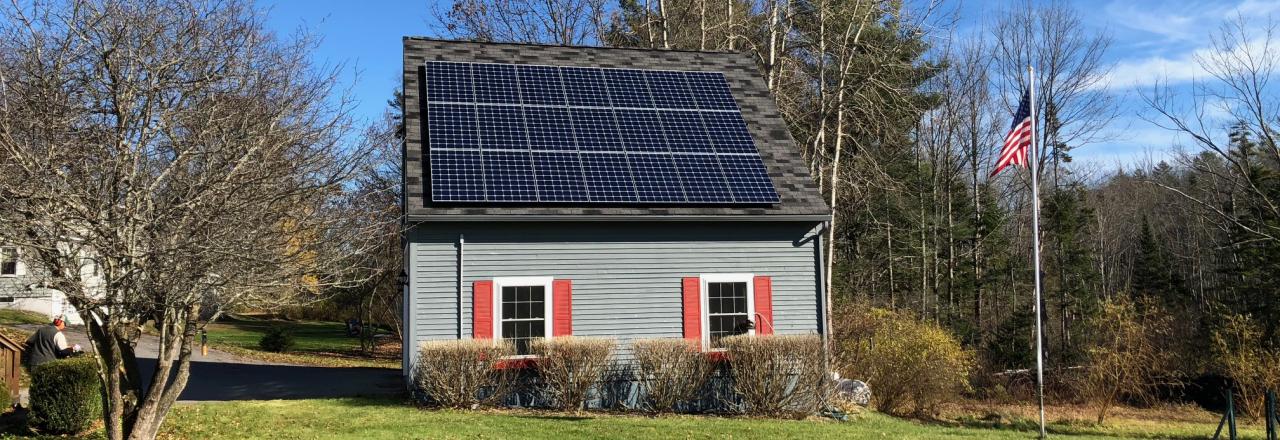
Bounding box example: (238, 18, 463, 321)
(16, 325, 403, 402)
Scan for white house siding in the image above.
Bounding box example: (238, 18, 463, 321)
(0, 250, 99, 326)
(0, 274, 85, 325)
(403, 221, 823, 379)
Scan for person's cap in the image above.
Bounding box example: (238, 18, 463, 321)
(52, 318, 64, 326)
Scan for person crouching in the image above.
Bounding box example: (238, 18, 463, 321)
(24, 318, 78, 369)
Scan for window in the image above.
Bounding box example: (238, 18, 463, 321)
(0, 247, 18, 276)
(701, 274, 755, 349)
(0, 297, 12, 303)
(494, 277, 553, 355)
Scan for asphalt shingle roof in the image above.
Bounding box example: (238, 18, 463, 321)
(402, 38, 830, 222)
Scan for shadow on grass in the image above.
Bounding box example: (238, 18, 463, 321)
(139, 357, 403, 401)
(951, 412, 1224, 440)
(512, 414, 594, 422)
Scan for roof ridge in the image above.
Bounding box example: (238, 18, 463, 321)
(402, 36, 744, 56)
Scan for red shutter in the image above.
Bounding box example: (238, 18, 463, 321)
(552, 279, 573, 336)
(682, 277, 702, 344)
(753, 276, 774, 335)
(473, 280, 494, 339)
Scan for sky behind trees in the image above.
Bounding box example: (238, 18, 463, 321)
(259, 0, 1276, 168)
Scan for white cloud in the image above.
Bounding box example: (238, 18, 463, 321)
(1101, 51, 1204, 91)
(1097, 0, 1278, 91)
(1234, 0, 1280, 17)
(1100, 35, 1271, 91)
(1102, 1, 1202, 42)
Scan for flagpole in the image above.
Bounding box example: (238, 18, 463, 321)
(1028, 65, 1047, 439)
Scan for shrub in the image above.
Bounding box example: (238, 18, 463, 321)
(30, 357, 102, 434)
(632, 338, 713, 412)
(414, 339, 516, 408)
(1080, 296, 1175, 424)
(258, 325, 296, 353)
(721, 334, 826, 418)
(1211, 313, 1280, 421)
(531, 337, 615, 411)
(835, 305, 973, 417)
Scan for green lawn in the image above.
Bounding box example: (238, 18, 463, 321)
(203, 319, 398, 369)
(160, 398, 1267, 440)
(0, 310, 50, 326)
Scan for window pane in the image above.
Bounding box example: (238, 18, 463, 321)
(707, 282, 747, 315)
(708, 295, 722, 314)
(709, 315, 750, 348)
(706, 280, 751, 349)
(527, 287, 545, 319)
(499, 283, 547, 355)
(0, 248, 15, 276)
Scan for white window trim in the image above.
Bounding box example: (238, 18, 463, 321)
(0, 246, 22, 277)
(700, 273, 755, 351)
(492, 276, 554, 358)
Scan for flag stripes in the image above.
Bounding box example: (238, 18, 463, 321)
(991, 89, 1033, 177)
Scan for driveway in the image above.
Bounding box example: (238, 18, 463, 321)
(14, 325, 403, 402)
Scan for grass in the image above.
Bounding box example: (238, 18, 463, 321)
(0, 310, 50, 326)
(203, 318, 398, 369)
(157, 398, 1269, 440)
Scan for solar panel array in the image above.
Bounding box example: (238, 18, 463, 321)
(424, 61, 780, 204)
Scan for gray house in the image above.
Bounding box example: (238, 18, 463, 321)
(0, 246, 89, 325)
(400, 38, 831, 383)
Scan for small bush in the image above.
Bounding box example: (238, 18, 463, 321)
(1211, 313, 1280, 421)
(258, 325, 296, 352)
(722, 334, 826, 418)
(414, 339, 516, 408)
(632, 338, 713, 412)
(835, 305, 973, 417)
(1080, 296, 1175, 424)
(531, 337, 615, 411)
(30, 357, 102, 434)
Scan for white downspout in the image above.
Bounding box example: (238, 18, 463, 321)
(458, 234, 465, 340)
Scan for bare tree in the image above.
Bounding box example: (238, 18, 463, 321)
(436, 0, 610, 45)
(0, 1, 383, 438)
(992, 0, 1115, 178)
(1144, 16, 1280, 244)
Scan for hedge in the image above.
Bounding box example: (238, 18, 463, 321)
(30, 357, 103, 434)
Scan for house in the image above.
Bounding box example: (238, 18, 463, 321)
(400, 38, 831, 384)
(0, 246, 88, 325)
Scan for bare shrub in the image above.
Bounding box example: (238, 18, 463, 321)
(1212, 314, 1280, 421)
(414, 340, 515, 408)
(1080, 296, 1176, 424)
(632, 338, 713, 412)
(531, 337, 615, 411)
(835, 304, 973, 417)
(721, 334, 826, 418)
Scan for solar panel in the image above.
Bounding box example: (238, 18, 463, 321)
(423, 61, 779, 204)
(517, 65, 566, 106)
(532, 152, 589, 202)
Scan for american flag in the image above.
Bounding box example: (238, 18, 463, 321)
(991, 89, 1033, 177)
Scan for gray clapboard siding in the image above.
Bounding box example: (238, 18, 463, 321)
(404, 221, 823, 378)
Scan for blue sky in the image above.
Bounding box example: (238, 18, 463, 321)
(260, 0, 1277, 169)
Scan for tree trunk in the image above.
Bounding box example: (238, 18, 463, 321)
(658, 0, 670, 49)
(725, 0, 734, 51)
